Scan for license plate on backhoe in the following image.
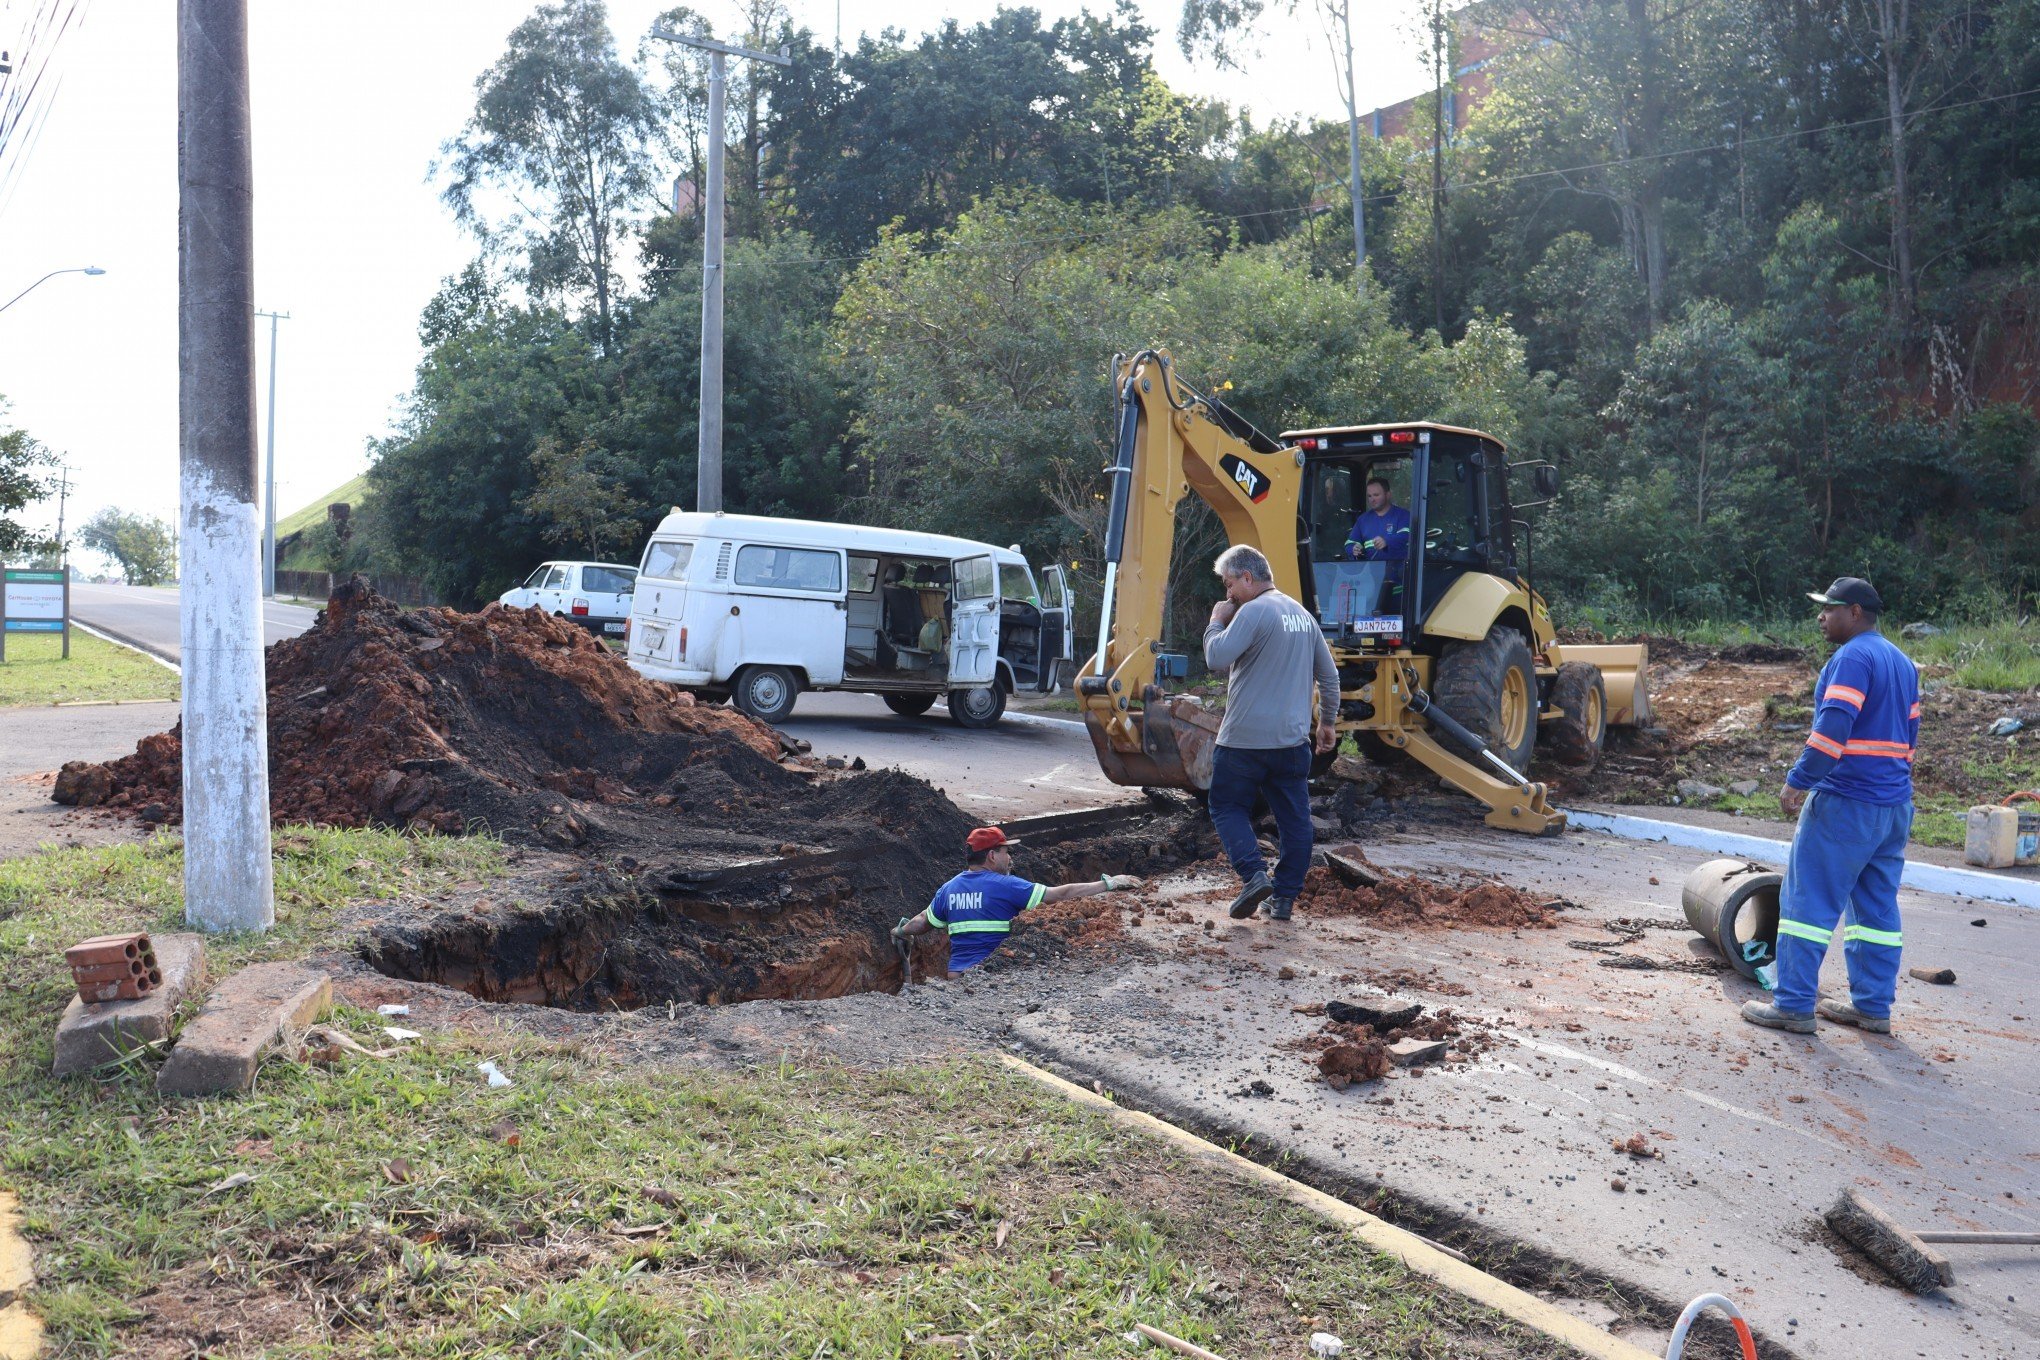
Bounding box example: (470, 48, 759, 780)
(1350, 616, 1401, 634)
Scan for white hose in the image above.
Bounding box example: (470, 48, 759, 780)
(1664, 1292, 1758, 1360)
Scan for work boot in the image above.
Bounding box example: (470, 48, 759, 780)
(1817, 998, 1892, 1033)
(1265, 897, 1294, 922)
(1228, 871, 1273, 919)
(1740, 1000, 1816, 1034)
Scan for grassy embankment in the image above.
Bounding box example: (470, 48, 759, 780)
(0, 829, 1575, 1358)
(0, 631, 179, 707)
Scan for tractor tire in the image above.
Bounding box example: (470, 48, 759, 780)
(883, 692, 938, 717)
(1432, 626, 1538, 774)
(1543, 661, 1608, 768)
(732, 665, 800, 724)
(948, 684, 1007, 729)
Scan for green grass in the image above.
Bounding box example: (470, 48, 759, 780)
(0, 830, 1566, 1359)
(1895, 620, 2040, 692)
(0, 631, 179, 708)
(1579, 612, 2040, 693)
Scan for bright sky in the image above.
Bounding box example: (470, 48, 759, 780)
(0, 0, 1433, 556)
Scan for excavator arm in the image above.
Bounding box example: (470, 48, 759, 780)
(1077, 349, 1571, 836)
(1077, 350, 1303, 788)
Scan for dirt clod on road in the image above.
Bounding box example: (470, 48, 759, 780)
(1299, 856, 1558, 930)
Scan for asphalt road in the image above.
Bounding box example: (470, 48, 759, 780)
(68, 583, 319, 663)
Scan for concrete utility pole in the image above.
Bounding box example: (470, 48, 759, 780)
(1338, 0, 1366, 296)
(179, 0, 274, 933)
(255, 309, 288, 597)
(648, 26, 789, 514)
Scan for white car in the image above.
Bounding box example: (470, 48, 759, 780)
(498, 560, 638, 637)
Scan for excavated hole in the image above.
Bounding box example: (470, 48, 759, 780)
(361, 805, 1223, 1010)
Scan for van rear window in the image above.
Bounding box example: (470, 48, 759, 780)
(642, 540, 693, 581)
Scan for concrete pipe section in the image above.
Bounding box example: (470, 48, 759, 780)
(1681, 858, 1782, 981)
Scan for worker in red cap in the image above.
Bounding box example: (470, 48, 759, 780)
(892, 826, 1143, 977)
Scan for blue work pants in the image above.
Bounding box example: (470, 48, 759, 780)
(1208, 743, 1314, 899)
(1775, 789, 1911, 1017)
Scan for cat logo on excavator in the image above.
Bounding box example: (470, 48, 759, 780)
(1219, 454, 1270, 503)
(1077, 349, 1650, 836)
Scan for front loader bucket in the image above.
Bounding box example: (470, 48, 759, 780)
(1550, 643, 1652, 727)
(1082, 695, 1222, 791)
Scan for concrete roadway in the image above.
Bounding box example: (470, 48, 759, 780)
(1010, 825, 2040, 1360)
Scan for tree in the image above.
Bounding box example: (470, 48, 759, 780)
(80, 509, 178, 586)
(0, 399, 54, 559)
(439, 0, 661, 351)
(1177, 0, 1376, 293)
(367, 283, 607, 604)
(523, 436, 647, 558)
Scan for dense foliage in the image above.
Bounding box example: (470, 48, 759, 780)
(365, 0, 2040, 628)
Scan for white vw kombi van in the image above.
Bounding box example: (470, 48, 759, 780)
(624, 511, 1073, 727)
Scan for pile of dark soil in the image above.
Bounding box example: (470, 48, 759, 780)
(1299, 856, 1558, 931)
(53, 580, 791, 846)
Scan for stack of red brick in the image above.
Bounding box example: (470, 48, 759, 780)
(65, 933, 161, 1003)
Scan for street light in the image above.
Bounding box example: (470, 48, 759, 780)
(0, 266, 106, 315)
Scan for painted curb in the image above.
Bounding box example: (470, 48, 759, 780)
(997, 1053, 1662, 1360)
(1564, 809, 2040, 909)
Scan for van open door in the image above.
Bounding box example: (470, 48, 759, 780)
(948, 554, 999, 686)
(1039, 564, 1072, 691)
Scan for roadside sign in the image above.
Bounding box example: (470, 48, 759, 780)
(1, 565, 72, 662)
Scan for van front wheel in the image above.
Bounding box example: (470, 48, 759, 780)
(733, 665, 800, 724)
(948, 685, 1006, 729)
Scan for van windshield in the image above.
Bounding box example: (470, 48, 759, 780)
(998, 562, 1034, 602)
(641, 540, 693, 581)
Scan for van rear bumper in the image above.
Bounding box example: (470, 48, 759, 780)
(627, 659, 715, 686)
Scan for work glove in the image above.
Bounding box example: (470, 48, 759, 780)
(1099, 874, 1143, 891)
(890, 916, 913, 942)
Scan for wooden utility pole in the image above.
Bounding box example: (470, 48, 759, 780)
(648, 26, 790, 514)
(178, 0, 274, 932)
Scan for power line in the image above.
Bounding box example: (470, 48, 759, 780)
(0, 0, 92, 226)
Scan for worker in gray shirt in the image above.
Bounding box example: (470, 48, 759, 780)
(1202, 544, 1340, 921)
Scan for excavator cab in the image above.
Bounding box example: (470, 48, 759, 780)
(1078, 350, 1651, 836)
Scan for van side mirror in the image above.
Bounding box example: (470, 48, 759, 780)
(1534, 465, 1559, 499)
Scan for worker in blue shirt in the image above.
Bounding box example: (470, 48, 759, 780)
(892, 827, 1142, 978)
(1344, 476, 1413, 587)
(1743, 577, 1920, 1036)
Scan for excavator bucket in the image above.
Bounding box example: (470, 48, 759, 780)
(1081, 695, 1222, 791)
(1549, 643, 1652, 727)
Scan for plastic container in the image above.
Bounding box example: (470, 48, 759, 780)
(1964, 805, 2019, 869)
(1681, 858, 1782, 981)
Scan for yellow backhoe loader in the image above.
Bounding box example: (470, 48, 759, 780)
(1076, 349, 1649, 835)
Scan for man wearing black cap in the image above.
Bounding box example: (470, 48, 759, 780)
(891, 827, 1143, 978)
(1743, 577, 1920, 1036)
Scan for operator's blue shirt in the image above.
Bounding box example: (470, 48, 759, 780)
(1346, 505, 1413, 582)
(1784, 631, 1919, 807)
(925, 869, 1047, 971)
